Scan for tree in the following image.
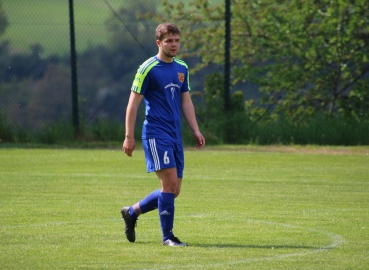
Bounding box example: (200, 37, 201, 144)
(160, 0, 369, 121)
(0, 43, 47, 82)
(27, 65, 72, 129)
(104, 0, 159, 81)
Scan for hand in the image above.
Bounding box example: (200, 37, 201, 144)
(193, 131, 205, 149)
(122, 137, 136, 157)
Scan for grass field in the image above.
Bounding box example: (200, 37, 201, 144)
(0, 0, 143, 54)
(1, 146, 368, 269)
(0, 0, 223, 55)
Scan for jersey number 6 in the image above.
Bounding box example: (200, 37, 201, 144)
(163, 151, 170, 164)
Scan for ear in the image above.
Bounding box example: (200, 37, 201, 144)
(156, 39, 161, 47)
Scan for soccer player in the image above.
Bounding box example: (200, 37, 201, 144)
(121, 22, 205, 246)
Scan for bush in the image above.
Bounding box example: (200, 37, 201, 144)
(1, 113, 368, 146)
(89, 119, 124, 142)
(251, 114, 369, 145)
(36, 120, 75, 144)
(0, 112, 15, 142)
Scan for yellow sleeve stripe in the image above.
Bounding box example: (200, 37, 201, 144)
(131, 57, 159, 93)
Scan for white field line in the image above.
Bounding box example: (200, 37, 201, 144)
(0, 217, 345, 269)
(144, 218, 345, 270)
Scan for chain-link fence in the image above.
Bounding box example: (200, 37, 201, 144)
(0, 0, 224, 137)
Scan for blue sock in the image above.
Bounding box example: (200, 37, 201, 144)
(158, 192, 175, 241)
(129, 206, 138, 219)
(139, 189, 160, 214)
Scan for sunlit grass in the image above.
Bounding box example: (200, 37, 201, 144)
(1, 0, 224, 55)
(0, 147, 368, 269)
(1, 0, 132, 54)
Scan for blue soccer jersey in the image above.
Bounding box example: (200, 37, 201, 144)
(131, 56, 190, 142)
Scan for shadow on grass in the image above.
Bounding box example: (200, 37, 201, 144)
(123, 241, 333, 251)
(191, 244, 322, 249)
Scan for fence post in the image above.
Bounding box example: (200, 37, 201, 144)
(224, 0, 231, 113)
(68, 0, 79, 137)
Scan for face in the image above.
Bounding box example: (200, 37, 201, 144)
(157, 33, 180, 61)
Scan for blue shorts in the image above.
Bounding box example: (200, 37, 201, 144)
(142, 138, 184, 179)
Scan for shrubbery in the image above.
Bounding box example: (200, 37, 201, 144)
(1, 71, 368, 146)
(1, 109, 368, 146)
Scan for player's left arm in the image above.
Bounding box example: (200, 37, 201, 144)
(181, 91, 205, 149)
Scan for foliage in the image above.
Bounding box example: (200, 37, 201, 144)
(0, 0, 162, 136)
(251, 114, 369, 145)
(1, 1, 368, 146)
(88, 118, 124, 142)
(160, 0, 369, 121)
(338, 78, 369, 120)
(202, 72, 225, 119)
(0, 43, 48, 82)
(36, 120, 75, 144)
(189, 72, 369, 146)
(105, 0, 159, 81)
(105, 0, 160, 47)
(1, 109, 369, 145)
(0, 111, 14, 142)
(0, 112, 33, 143)
(197, 72, 252, 144)
(159, 0, 225, 73)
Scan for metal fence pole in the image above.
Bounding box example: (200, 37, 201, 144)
(68, 0, 79, 136)
(224, 0, 231, 113)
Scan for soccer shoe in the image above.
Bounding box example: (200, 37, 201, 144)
(162, 236, 188, 247)
(121, 206, 137, 243)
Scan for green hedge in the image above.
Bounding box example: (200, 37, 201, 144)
(1, 112, 368, 146)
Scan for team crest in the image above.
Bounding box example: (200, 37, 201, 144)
(178, 73, 185, 83)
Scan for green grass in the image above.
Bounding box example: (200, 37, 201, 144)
(1, 0, 132, 54)
(1, 146, 368, 269)
(1, 0, 223, 55)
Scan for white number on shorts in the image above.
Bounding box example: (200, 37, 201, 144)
(163, 151, 170, 164)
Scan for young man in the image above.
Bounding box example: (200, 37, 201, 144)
(121, 22, 205, 246)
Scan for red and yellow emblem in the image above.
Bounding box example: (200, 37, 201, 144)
(178, 72, 185, 83)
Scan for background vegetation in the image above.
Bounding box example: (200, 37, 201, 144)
(0, 0, 368, 146)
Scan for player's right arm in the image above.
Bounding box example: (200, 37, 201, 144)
(122, 91, 143, 157)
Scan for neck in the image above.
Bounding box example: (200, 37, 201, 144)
(156, 53, 174, 63)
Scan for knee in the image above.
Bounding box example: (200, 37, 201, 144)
(161, 182, 177, 194)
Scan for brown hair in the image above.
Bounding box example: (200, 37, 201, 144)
(155, 22, 181, 41)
